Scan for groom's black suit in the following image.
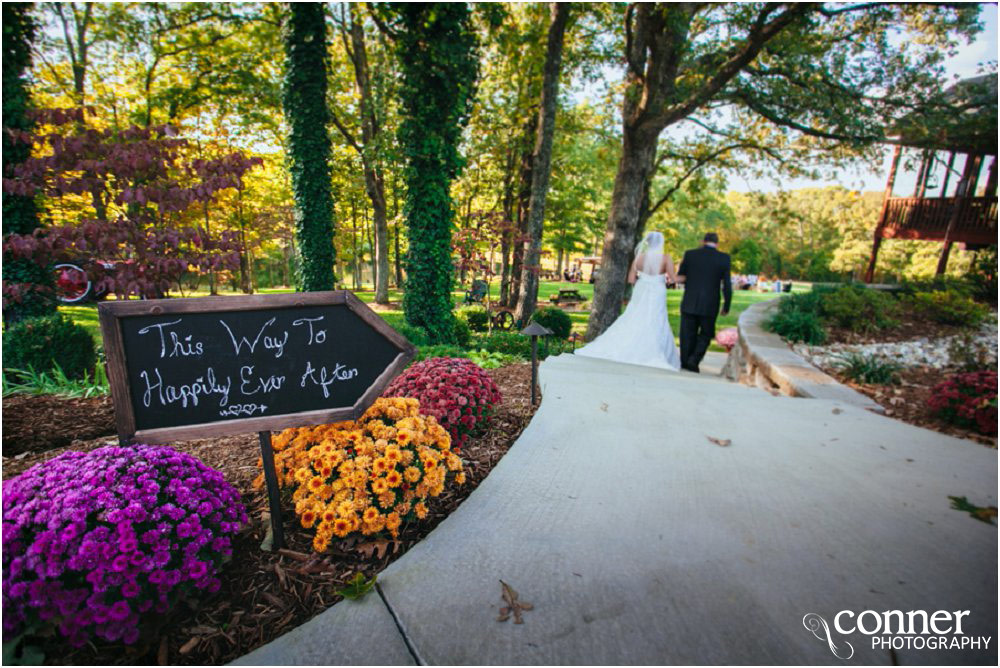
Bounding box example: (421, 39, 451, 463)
(677, 245, 732, 372)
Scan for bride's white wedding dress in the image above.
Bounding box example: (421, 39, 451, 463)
(576, 263, 681, 371)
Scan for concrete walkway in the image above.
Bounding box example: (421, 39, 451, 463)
(235, 354, 997, 666)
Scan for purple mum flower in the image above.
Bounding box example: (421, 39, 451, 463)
(3, 445, 246, 645)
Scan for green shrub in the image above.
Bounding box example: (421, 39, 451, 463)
(392, 322, 430, 347)
(966, 245, 997, 305)
(765, 309, 827, 344)
(908, 290, 989, 327)
(466, 349, 520, 369)
(412, 344, 468, 363)
(832, 352, 901, 385)
(777, 284, 839, 317)
(530, 306, 572, 340)
(452, 316, 471, 348)
(947, 330, 998, 372)
(820, 285, 900, 333)
(455, 304, 490, 332)
(2, 314, 95, 380)
(475, 331, 571, 360)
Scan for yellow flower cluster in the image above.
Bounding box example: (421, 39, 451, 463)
(256, 397, 466, 552)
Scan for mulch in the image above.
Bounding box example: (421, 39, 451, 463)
(1, 363, 537, 665)
(2, 394, 115, 457)
(831, 365, 997, 448)
(824, 315, 964, 345)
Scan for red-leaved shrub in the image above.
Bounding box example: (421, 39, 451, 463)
(927, 370, 998, 436)
(383, 357, 501, 448)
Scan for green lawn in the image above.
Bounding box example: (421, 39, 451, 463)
(58, 281, 806, 352)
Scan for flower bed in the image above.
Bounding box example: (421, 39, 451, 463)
(927, 371, 998, 436)
(383, 357, 502, 448)
(2, 445, 247, 648)
(257, 397, 465, 549)
(0, 364, 535, 665)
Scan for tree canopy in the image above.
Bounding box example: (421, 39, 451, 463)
(2, 2, 992, 323)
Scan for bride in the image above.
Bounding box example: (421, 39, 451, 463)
(575, 231, 681, 370)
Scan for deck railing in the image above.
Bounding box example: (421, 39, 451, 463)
(880, 196, 998, 244)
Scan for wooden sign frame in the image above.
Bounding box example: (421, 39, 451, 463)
(98, 291, 416, 444)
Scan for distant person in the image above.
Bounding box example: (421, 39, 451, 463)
(675, 232, 732, 373)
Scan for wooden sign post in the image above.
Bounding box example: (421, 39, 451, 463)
(98, 291, 415, 549)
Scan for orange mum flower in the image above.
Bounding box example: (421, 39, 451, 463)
(333, 518, 351, 537)
(385, 470, 403, 488)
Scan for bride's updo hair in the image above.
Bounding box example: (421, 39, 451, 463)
(635, 230, 664, 255)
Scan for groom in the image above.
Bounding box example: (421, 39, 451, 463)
(676, 232, 732, 373)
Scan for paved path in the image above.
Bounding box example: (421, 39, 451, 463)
(235, 354, 997, 665)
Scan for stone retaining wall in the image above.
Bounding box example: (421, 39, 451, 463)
(723, 298, 884, 413)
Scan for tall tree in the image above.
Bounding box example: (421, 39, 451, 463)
(513, 2, 571, 325)
(331, 5, 391, 304)
(586, 2, 981, 341)
(282, 2, 335, 291)
(380, 3, 478, 343)
(2, 2, 54, 322)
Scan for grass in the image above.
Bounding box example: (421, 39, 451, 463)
(54, 281, 806, 354)
(2, 362, 110, 398)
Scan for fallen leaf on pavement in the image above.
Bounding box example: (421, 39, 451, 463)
(338, 572, 377, 600)
(498, 580, 533, 624)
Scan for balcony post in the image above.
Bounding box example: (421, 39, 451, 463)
(937, 153, 982, 276)
(865, 145, 902, 283)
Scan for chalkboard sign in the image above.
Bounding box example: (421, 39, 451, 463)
(98, 292, 415, 443)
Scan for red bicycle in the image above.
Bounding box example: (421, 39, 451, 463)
(51, 261, 115, 304)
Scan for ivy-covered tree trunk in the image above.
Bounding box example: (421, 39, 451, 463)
(390, 3, 478, 343)
(513, 2, 571, 326)
(282, 2, 335, 292)
(2, 2, 54, 323)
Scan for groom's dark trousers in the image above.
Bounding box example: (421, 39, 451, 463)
(677, 245, 732, 372)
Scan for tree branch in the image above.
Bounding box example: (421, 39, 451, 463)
(656, 3, 817, 128)
(329, 106, 362, 153)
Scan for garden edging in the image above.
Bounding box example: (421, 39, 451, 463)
(724, 298, 885, 414)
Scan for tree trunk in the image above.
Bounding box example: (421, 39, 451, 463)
(506, 116, 537, 308)
(283, 2, 336, 292)
(586, 127, 659, 340)
(347, 6, 391, 303)
(392, 183, 403, 287)
(499, 148, 516, 305)
(513, 2, 570, 326)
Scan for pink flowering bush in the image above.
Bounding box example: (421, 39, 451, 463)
(716, 327, 739, 352)
(383, 357, 502, 449)
(2, 445, 247, 647)
(927, 371, 998, 436)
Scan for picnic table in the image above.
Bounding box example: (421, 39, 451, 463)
(550, 289, 586, 305)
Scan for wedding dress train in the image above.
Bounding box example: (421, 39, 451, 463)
(576, 270, 681, 371)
